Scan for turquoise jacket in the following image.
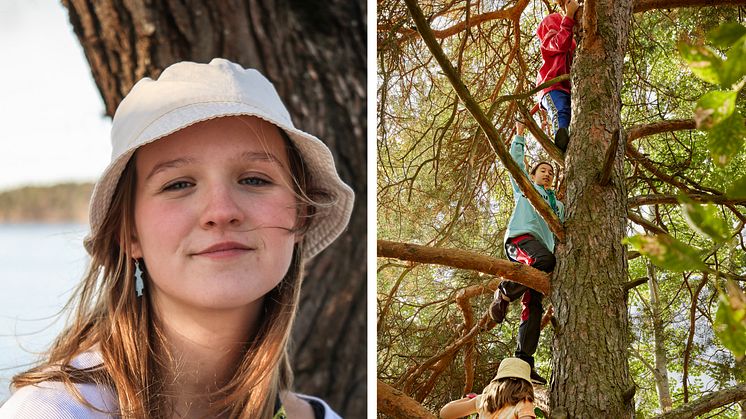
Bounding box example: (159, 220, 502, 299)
(504, 135, 565, 252)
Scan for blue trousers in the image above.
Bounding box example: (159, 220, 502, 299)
(541, 90, 571, 135)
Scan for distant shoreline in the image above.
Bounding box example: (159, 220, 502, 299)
(0, 183, 92, 224)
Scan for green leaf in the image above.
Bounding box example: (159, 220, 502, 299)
(534, 407, 546, 418)
(714, 282, 746, 360)
(694, 90, 737, 129)
(721, 34, 746, 88)
(679, 42, 723, 85)
(623, 234, 707, 272)
(707, 22, 746, 49)
(708, 112, 746, 166)
(678, 194, 731, 242)
(726, 175, 746, 199)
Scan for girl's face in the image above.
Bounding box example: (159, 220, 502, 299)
(531, 163, 554, 188)
(130, 116, 299, 312)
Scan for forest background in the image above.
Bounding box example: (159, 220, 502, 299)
(377, 0, 746, 417)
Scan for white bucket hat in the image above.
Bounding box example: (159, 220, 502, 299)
(493, 358, 531, 383)
(84, 58, 354, 260)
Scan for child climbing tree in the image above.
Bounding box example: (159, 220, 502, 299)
(377, 0, 746, 417)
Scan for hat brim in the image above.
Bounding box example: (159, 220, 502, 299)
(85, 101, 354, 261)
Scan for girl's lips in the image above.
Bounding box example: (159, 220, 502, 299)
(193, 241, 254, 258)
(195, 248, 253, 259)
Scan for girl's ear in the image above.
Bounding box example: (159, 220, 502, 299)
(129, 233, 143, 259)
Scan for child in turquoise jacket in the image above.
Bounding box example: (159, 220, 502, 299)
(489, 121, 564, 386)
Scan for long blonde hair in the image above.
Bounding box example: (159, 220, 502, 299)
(12, 127, 322, 418)
(481, 377, 534, 413)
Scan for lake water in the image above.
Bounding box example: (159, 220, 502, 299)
(0, 223, 88, 403)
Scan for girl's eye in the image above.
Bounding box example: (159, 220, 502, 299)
(240, 176, 271, 186)
(163, 181, 193, 191)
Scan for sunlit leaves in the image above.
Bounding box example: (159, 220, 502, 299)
(624, 234, 707, 272)
(681, 22, 746, 168)
(707, 112, 746, 166)
(693, 90, 737, 129)
(707, 22, 746, 48)
(721, 34, 746, 87)
(678, 194, 731, 243)
(678, 42, 723, 85)
(726, 175, 746, 199)
(714, 281, 746, 360)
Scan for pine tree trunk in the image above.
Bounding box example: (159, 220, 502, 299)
(61, 1, 366, 416)
(647, 263, 673, 411)
(550, 0, 635, 416)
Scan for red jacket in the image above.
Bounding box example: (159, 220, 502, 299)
(536, 13, 576, 97)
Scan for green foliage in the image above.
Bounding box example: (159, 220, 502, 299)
(682, 22, 746, 167)
(678, 42, 723, 86)
(694, 90, 737, 129)
(708, 22, 746, 48)
(714, 281, 746, 360)
(708, 112, 746, 166)
(726, 175, 746, 199)
(624, 234, 707, 272)
(678, 194, 731, 243)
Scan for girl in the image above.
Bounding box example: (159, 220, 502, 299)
(0, 59, 353, 418)
(439, 358, 536, 419)
(488, 121, 564, 386)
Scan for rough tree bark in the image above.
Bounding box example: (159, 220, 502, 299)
(550, 0, 635, 416)
(60, 1, 366, 416)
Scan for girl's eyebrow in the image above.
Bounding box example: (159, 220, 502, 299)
(238, 151, 282, 166)
(146, 157, 197, 181)
(146, 151, 284, 181)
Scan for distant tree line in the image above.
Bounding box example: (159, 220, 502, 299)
(0, 183, 92, 223)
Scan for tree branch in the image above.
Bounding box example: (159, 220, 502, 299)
(378, 240, 551, 295)
(377, 380, 437, 419)
(623, 277, 649, 291)
(627, 212, 668, 235)
(629, 194, 746, 208)
(634, 0, 746, 13)
(516, 102, 565, 165)
(598, 128, 621, 186)
(626, 119, 696, 143)
(653, 383, 746, 419)
(385, 0, 530, 42)
(403, 0, 565, 242)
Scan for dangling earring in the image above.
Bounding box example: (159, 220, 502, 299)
(134, 259, 145, 297)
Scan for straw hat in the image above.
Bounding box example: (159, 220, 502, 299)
(84, 58, 354, 260)
(493, 358, 531, 382)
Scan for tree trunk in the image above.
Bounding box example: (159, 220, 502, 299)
(61, 1, 366, 416)
(647, 263, 673, 411)
(550, 0, 635, 416)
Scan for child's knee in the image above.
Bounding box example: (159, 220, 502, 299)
(534, 253, 556, 272)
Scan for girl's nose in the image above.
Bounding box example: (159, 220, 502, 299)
(199, 184, 245, 229)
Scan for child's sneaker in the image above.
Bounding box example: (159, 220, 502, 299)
(555, 127, 570, 152)
(489, 289, 510, 323)
(530, 369, 548, 385)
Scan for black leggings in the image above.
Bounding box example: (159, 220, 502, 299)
(501, 235, 555, 368)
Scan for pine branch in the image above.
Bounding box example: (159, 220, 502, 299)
(377, 240, 551, 294)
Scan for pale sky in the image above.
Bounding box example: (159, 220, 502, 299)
(0, 0, 111, 191)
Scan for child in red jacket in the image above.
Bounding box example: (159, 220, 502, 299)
(536, 0, 579, 153)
